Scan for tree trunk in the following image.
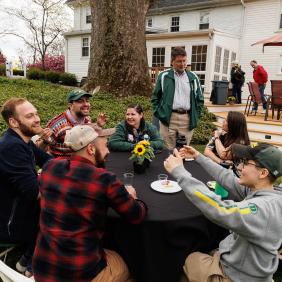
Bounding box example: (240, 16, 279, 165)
(87, 0, 156, 97)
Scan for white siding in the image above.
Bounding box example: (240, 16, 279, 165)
(211, 5, 243, 36)
(73, 7, 81, 31)
(72, 5, 91, 31)
(149, 5, 243, 35)
(240, 0, 281, 98)
(66, 37, 90, 81)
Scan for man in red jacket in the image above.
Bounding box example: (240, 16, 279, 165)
(250, 60, 268, 114)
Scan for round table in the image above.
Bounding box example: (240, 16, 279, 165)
(105, 150, 227, 282)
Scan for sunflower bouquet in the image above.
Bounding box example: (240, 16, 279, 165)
(129, 140, 155, 165)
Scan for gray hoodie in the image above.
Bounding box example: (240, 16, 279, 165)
(171, 154, 282, 282)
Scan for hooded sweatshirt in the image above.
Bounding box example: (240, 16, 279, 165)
(171, 154, 282, 282)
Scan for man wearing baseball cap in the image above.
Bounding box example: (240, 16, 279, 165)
(33, 125, 147, 282)
(43, 88, 108, 158)
(164, 143, 282, 282)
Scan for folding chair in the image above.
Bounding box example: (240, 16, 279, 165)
(0, 260, 34, 282)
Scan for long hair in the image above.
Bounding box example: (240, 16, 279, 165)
(224, 111, 250, 147)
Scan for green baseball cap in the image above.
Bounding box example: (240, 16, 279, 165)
(67, 89, 92, 103)
(232, 143, 282, 178)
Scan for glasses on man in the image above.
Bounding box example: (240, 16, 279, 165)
(234, 159, 262, 169)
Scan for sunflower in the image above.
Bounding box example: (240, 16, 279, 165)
(139, 140, 150, 146)
(134, 144, 145, 156)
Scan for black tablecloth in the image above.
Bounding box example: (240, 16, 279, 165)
(104, 151, 228, 282)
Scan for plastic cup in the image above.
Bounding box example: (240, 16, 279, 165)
(158, 174, 168, 185)
(215, 182, 229, 199)
(123, 173, 134, 188)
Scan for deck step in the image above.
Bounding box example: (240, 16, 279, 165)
(213, 122, 282, 143)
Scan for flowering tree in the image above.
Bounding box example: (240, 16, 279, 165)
(28, 54, 65, 72)
(0, 51, 6, 64)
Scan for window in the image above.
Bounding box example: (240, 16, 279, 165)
(214, 46, 222, 73)
(214, 74, 220, 81)
(197, 74, 206, 88)
(231, 52, 236, 63)
(147, 18, 153, 27)
(86, 8, 91, 24)
(170, 16, 180, 32)
(152, 47, 165, 67)
(191, 45, 207, 71)
(280, 14, 282, 29)
(82, 38, 89, 57)
(222, 49, 230, 74)
(199, 12, 209, 30)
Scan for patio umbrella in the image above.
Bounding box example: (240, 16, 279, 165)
(252, 33, 282, 52)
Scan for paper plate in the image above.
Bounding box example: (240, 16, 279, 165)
(150, 180, 182, 193)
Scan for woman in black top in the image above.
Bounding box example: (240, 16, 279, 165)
(230, 61, 245, 104)
(204, 111, 250, 164)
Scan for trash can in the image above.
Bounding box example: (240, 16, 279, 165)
(211, 81, 229, 105)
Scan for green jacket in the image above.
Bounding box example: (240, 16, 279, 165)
(151, 69, 204, 130)
(108, 121, 164, 152)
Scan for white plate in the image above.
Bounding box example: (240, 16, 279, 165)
(150, 180, 182, 193)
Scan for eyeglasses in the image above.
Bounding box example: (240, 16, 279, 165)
(235, 159, 262, 169)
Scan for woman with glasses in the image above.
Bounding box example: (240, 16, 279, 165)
(204, 111, 250, 165)
(108, 104, 164, 151)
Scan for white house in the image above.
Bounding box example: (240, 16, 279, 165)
(64, 0, 282, 97)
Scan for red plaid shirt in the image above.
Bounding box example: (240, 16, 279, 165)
(33, 156, 147, 282)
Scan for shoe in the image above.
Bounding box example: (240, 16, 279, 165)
(261, 109, 266, 114)
(16, 255, 30, 273)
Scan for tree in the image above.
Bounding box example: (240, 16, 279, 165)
(0, 51, 6, 64)
(28, 54, 65, 72)
(4, 0, 71, 70)
(87, 0, 158, 97)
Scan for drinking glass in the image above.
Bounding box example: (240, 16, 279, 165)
(123, 173, 134, 188)
(158, 174, 168, 185)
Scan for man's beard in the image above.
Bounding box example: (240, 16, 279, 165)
(95, 150, 109, 168)
(75, 109, 88, 118)
(18, 120, 41, 137)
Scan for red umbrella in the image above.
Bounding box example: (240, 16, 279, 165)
(252, 33, 282, 52)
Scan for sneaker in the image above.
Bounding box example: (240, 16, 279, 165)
(251, 107, 257, 113)
(16, 255, 30, 273)
(261, 109, 266, 114)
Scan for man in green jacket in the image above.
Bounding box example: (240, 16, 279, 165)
(151, 47, 204, 149)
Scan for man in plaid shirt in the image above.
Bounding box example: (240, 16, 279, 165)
(33, 125, 147, 282)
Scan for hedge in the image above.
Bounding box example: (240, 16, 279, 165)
(0, 64, 5, 76)
(0, 76, 216, 145)
(27, 68, 78, 86)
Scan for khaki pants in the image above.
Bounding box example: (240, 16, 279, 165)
(91, 249, 132, 282)
(183, 251, 231, 282)
(160, 112, 193, 150)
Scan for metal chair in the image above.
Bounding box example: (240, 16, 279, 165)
(0, 243, 16, 263)
(0, 260, 33, 282)
(244, 82, 263, 116)
(265, 80, 282, 120)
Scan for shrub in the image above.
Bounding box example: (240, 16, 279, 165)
(45, 71, 61, 84)
(191, 106, 217, 145)
(12, 69, 24, 76)
(27, 68, 46, 80)
(60, 72, 78, 86)
(0, 64, 5, 76)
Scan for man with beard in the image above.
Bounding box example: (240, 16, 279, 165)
(33, 125, 147, 282)
(0, 98, 52, 276)
(44, 89, 107, 158)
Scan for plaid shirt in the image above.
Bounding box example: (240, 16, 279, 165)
(33, 156, 147, 282)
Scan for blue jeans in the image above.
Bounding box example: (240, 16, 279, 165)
(253, 84, 267, 110)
